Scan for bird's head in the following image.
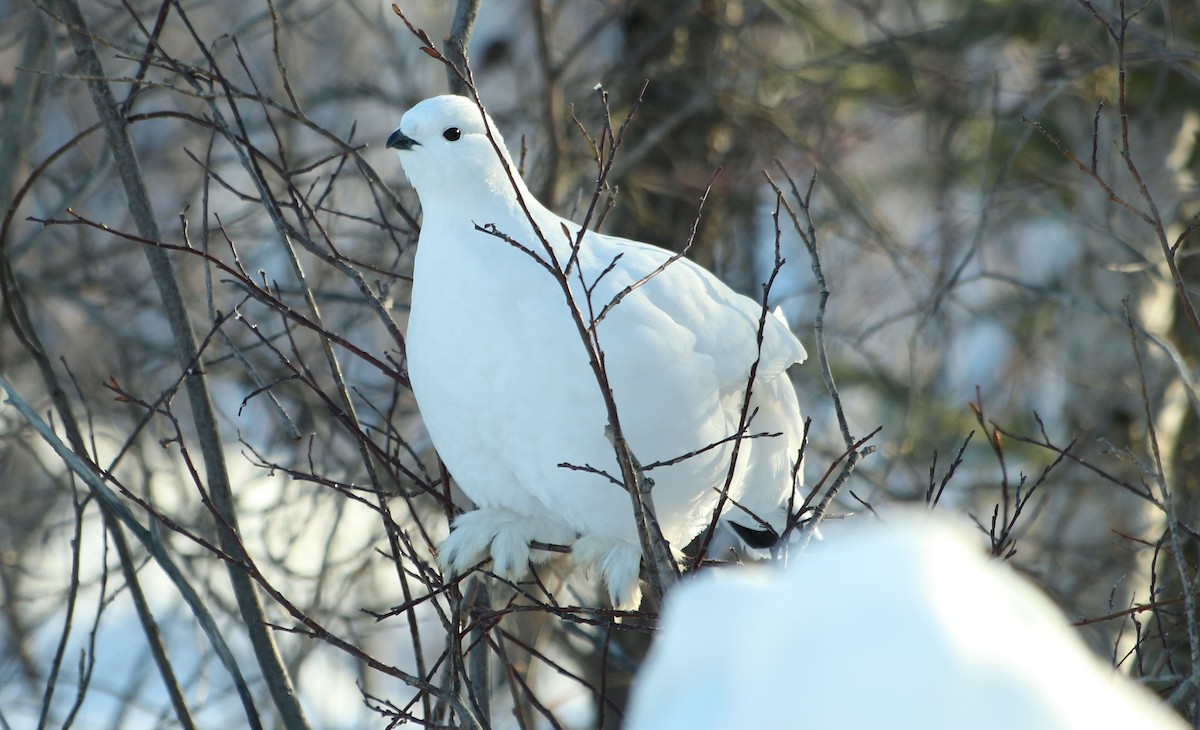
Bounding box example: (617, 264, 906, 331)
(387, 95, 527, 210)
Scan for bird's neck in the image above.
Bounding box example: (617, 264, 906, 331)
(420, 167, 553, 230)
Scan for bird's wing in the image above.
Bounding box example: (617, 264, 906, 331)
(574, 227, 807, 388)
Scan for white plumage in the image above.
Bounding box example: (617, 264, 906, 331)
(388, 95, 807, 608)
(625, 512, 1188, 729)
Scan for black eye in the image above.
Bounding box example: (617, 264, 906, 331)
(442, 127, 461, 141)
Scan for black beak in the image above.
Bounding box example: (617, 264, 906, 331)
(387, 128, 418, 151)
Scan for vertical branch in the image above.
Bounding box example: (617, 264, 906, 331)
(104, 513, 199, 729)
(767, 166, 870, 545)
(1109, 0, 1200, 339)
(50, 2, 311, 727)
(35, 479, 86, 730)
(1070, 0, 1200, 336)
(568, 89, 681, 604)
(467, 583, 492, 726)
(692, 185, 785, 564)
(1125, 301, 1200, 708)
(529, 0, 566, 203)
(60, 526, 108, 729)
(445, 0, 481, 95)
(0, 9, 51, 253)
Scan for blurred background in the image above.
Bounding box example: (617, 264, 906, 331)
(1, 0, 1197, 727)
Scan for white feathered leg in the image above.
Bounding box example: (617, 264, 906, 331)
(439, 508, 575, 580)
(573, 536, 646, 610)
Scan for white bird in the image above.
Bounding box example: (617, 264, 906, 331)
(388, 95, 807, 609)
(625, 512, 1188, 729)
